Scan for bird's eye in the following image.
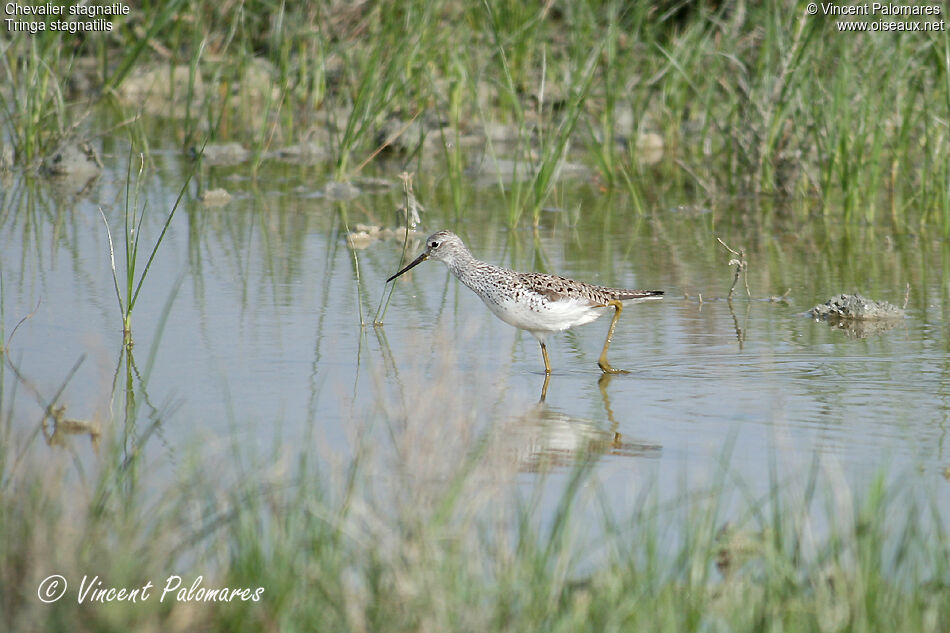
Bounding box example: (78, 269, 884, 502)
(430, 241, 440, 248)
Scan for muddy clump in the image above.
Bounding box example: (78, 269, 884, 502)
(116, 65, 206, 116)
(809, 293, 904, 321)
(270, 141, 329, 164)
(41, 142, 102, 177)
(809, 293, 905, 338)
(199, 188, 232, 206)
(345, 224, 421, 249)
(192, 143, 251, 166)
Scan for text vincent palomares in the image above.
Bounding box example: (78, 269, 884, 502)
(816, 3, 941, 16)
(37, 574, 265, 605)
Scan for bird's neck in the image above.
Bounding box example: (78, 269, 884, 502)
(447, 248, 481, 284)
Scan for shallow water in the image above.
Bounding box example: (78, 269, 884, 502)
(3, 144, 949, 521)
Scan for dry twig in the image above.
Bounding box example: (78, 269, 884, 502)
(716, 237, 751, 299)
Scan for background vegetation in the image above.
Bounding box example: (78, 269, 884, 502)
(1, 1, 948, 223)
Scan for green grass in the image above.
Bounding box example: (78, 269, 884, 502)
(99, 146, 193, 345)
(1, 1, 946, 226)
(0, 35, 69, 165)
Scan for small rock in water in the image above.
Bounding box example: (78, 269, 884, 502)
(353, 177, 395, 192)
(324, 181, 360, 200)
(200, 188, 232, 206)
(466, 156, 589, 185)
(194, 143, 251, 166)
(809, 293, 904, 321)
(272, 142, 329, 163)
(345, 231, 375, 249)
(42, 142, 102, 177)
(116, 65, 206, 115)
(345, 224, 422, 250)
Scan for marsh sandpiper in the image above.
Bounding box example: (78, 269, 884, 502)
(386, 230, 663, 374)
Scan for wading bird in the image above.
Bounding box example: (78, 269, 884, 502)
(387, 231, 663, 374)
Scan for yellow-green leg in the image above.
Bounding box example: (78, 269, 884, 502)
(539, 341, 552, 375)
(539, 372, 551, 402)
(598, 373, 623, 447)
(598, 300, 630, 374)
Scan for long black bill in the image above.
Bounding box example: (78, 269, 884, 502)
(386, 252, 428, 282)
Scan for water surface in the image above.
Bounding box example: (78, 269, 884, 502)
(3, 144, 949, 522)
